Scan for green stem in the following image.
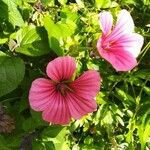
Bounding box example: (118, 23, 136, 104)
(138, 41, 150, 63)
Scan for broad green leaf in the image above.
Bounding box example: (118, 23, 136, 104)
(43, 15, 63, 56)
(31, 110, 47, 126)
(16, 25, 50, 56)
(0, 135, 11, 150)
(0, 1, 8, 20)
(54, 128, 70, 150)
(44, 142, 55, 150)
(42, 126, 64, 138)
(43, 15, 76, 56)
(0, 51, 25, 97)
(0, 0, 24, 26)
(22, 117, 37, 131)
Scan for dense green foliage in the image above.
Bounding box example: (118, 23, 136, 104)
(0, 0, 150, 149)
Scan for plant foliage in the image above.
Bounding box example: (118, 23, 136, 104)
(0, 0, 150, 149)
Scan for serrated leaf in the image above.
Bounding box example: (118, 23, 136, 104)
(16, 26, 50, 56)
(0, 51, 25, 97)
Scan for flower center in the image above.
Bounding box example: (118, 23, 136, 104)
(102, 42, 111, 50)
(56, 82, 73, 96)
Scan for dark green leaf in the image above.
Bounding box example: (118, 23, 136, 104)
(0, 0, 24, 26)
(0, 51, 25, 97)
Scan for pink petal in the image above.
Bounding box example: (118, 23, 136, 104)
(66, 92, 97, 119)
(29, 78, 56, 111)
(42, 92, 71, 125)
(70, 70, 100, 100)
(97, 38, 137, 71)
(99, 11, 113, 36)
(111, 33, 144, 58)
(106, 9, 134, 42)
(66, 70, 100, 119)
(46, 56, 76, 82)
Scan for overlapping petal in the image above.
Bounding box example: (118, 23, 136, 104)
(97, 9, 144, 71)
(46, 56, 76, 82)
(111, 33, 144, 58)
(99, 11, 113, 36)
(97, 39, 137, 71)
(29, 78, 56, 111)
(70, 70, 100, 100)
(106, 9, 134, 42)
(42, 92, 71, 125)
(29, 57, 101, 125)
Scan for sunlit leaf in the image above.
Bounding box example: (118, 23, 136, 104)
(15, 25, 50, 56)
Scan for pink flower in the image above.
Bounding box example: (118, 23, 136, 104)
(29, 56, 100, 125)
(97, 9, 144, 71)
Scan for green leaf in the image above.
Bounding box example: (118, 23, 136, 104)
(42, 126, 64, 138)
(54, 128, 70, 150)
(0, 0, 24, 26)
(43, 15, 63, 56)
(144, 0, 150, 5)
(134, 69, 150, 79)
(0, 38, 8, 45)
(0, 135, 11, 150)
(75, 0, 85, 8)
(0, 51, 25, 97)
(16, 25, 50, 56)
(95, 0, 111, 8)
(115, 88, 135, 104)
(22, 117, 37, 131)
(31, 110, 47, 126)
(43, 15, 76, 56)
(58, 0, 67, 5)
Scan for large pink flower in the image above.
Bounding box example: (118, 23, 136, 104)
(29, 56, 100, 125)
(97, 9, 144, 71)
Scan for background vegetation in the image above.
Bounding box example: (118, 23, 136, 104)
(0, 0, 150, 149)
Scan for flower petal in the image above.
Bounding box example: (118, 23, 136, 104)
(106, 9, 134, 42)
(99, 11, 113, 36)
(42, 92, 71, 125)
(111, 33, 144, 58)
(97, 39, 137, 71)
(70, 70, 100, 100)
(46, 56, 76, 82)
(66, 70, 100, 119)
(66, 92, 97, 119)
(29, 78, 56, 111)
